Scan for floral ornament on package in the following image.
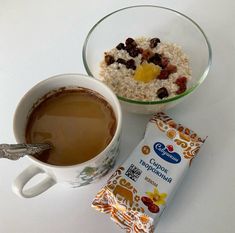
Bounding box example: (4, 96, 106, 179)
(92, 112, 206, 233)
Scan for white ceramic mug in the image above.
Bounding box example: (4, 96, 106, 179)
(12, 74, 122, 198)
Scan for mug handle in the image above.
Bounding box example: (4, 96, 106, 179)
(12, 165, 56, 198)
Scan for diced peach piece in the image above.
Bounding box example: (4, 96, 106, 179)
(134, 63, 161, 83)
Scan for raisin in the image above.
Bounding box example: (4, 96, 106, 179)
(126, 59, 136, 70)
(148, 204, 160, 213)
(141, 196, 153, 206)
(148, 53, 162, 66)
(160, 57, 169, 68)
(104, 54, 115, 65)
(116, 43, 125, 50)
(158, 69, 169, 79)
(150, 38, 161, 48)
(142, 49, 154, 61)
(126, 43, 138, 52)
(128, 48, 140, 57)
(116, 58, 126, 65)
(125, 38, 137, 47)
(166, 64, 177, 73)
(138, 47, 144, 54)
(157, 87, 169, 99)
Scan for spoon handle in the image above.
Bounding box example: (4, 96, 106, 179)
(0, 143, 51, 160)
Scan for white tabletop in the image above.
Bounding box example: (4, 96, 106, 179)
(0, 0, 234, 232)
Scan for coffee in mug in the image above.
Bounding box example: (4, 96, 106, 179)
(12, 74, 122, 198)
(25, 87, 117, 166)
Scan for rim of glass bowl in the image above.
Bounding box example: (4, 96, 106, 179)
(82, 5, 212, 105)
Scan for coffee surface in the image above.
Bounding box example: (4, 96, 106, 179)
(25, 88, 116, 166)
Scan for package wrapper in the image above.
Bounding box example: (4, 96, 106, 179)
(92, 112, 206, 232)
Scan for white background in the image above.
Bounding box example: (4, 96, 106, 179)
(0, 0, 234, 232)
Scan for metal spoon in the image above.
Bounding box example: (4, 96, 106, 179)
(0, 143, 51, 160)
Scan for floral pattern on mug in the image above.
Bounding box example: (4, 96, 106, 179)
(70, 137, 120, 187)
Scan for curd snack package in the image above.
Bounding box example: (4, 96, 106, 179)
(92, 112, 206, 232)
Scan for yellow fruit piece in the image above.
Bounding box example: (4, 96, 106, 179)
(134, 63, 161, 83)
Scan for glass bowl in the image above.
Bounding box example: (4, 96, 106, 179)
(82, 5, 212, 114)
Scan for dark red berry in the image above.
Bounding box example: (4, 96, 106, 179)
(166, 64, 177, 74)
(116, 43, 125, 50)
(150, 38, 161, 48)
(175, 76, 187, 94)
(126, 59, 136, 70)
(158, 69, 169, 80)
(148, 53, 162, 66)
(157, 87, 169, 99)
(116, 58, 126, 65)
(148, 204, 160, 213)
(104, 54, 115, 65)
(141, 196, 153, 206)
(175, 76, 187, 85)
(176, 83, 187, 94)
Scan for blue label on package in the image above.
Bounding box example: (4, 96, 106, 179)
(153, 142, 181, 164)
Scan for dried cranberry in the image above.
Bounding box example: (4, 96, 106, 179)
(141, 196, 153, 206)
(104, 54, 115, 65)
(157, 87, 169, 99)
(150, 38, 161, 48)
(148, 204, 160, 213)
(175, 76, 187, 85)
(166, 64, 177, 74)
(148, 53, 162, 66)
(176, 83, 187, 94)
(128, 48, 140, 57)
(175, 77, 187, 94)
(116, 43, 125, 50)
(116, 58, 126, 65)
(126, 59, 136, 70)
(160, 57, 169, 68)
(125, 38, 137, 47)
(158, 69, 169, 80)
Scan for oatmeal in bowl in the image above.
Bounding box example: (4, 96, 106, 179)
(101, 37, 191, 101)
(83, 6, 212, 114)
